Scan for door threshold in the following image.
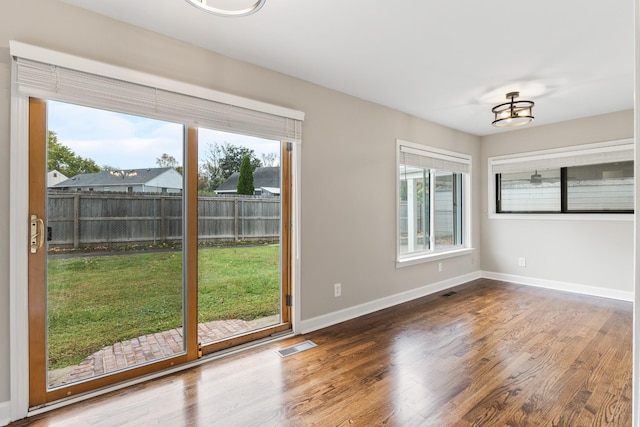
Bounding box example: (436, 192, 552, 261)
(27, 330, 296, 417)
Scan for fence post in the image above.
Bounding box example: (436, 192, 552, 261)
(241, 199, 245, 241)
(152, 197, 157, 245)
(73, 193, 80, 249)
(234, 199, 239, 241)
(160, 196, 166, 242)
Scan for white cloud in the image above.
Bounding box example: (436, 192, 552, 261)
(198, 128, 281, 164)
(48, 100, 282, 170)
(48, 101, 137, 140)
(63, 137, 183, 170)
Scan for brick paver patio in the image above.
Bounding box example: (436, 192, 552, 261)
(51, 316, 278, 387)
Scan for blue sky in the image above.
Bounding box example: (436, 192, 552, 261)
(47, 100, 281, 170)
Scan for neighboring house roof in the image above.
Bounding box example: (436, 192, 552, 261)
(260, 187, 280, 196)
(53, 167, 181, 188)
(47, 170, 69, 187)
(216, 167, 280, 194)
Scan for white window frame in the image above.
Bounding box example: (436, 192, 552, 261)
(396, 139, 473, 267)
(488, 138, 634, 221)
(9, 41, 305, 420)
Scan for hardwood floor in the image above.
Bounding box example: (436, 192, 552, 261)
(9, 279, 632, 426)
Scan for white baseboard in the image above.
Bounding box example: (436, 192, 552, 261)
(481, 271, 634, 302)
(299, 271, 482, 334)
(0, 400, 10, 427)
(299, 270, 632, 335)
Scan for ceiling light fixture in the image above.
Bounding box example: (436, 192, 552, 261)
(185, 0, 266, 17)
(491, 91, 535, 127)
(530, 170, 542, 184)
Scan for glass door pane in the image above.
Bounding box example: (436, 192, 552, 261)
(46, 101, 186, 388)
(196, 129, 283, 348)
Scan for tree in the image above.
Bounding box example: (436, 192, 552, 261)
(237, 155, 255, 195)
(261, 152, 278, 167)
(47, 131, 101, 177)
(156, 153, 183, 175)
(200, 142, 262, 191)
(218, 143, 261, 179)
(200, 143, 224, 192)
(156, 153, 178, 168)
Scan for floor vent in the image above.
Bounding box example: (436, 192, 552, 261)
(277, 340, 317, 358)
(441, 291, 458, 298)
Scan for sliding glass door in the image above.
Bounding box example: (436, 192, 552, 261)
(27, 98, 292, 406)
(196, 128, 291, 355)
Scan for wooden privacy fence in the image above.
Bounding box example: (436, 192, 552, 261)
(399, 190, 455, 241)
(47, 191, 281, 248)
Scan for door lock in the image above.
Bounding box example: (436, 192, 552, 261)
(30, 214, 45, 254)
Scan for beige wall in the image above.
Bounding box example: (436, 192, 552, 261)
(2, 0, 632, 414)
(480, 110, 635, 293)
(0, 0, 482, 405)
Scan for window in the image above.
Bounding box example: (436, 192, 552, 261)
(498, 169, 561, 212)
(566, 162, 633, 211)
(398, 140, 470, 264)
(490, 140, 634, 215)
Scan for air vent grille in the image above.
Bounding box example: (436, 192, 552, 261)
(277, 340, 317, 358)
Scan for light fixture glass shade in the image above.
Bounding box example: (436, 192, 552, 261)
(185, 0, 266, 17)
(492, 92, 535, 127)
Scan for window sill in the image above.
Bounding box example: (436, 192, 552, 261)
(396, 247, 474, 268)
(488, 213, 633, 221)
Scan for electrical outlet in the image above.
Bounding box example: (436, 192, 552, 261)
(438, 262, 443, 272)
(518, 257, 526, 267)
(334, 283, 341, 297)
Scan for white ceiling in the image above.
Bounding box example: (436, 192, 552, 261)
(61, 0, 635, 136)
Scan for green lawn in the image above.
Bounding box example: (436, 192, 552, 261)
(47, 245, 280, 370)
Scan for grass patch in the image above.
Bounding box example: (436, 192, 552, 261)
(198, 245, 280, 322)
(47, 245, 279, 370)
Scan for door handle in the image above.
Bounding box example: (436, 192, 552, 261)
(30, 214, 45, 254)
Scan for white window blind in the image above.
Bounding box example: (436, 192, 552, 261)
(399, 144, 470, 174)
(14, 55, 303, 143)
(492, 143, 633, 174)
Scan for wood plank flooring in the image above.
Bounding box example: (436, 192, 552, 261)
(9, 278, 633, 426)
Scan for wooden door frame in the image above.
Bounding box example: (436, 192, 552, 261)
(198, 140, 294, 356)
(24, 99, 296, 407)
(27, 98, 48, 406)
(9, 87, 300, 425)
(27, 99, 197, 406)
